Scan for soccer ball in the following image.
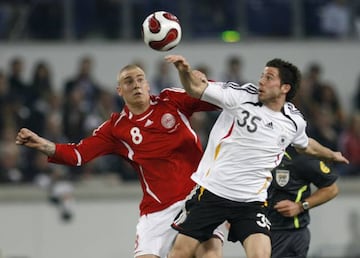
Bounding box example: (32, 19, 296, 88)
(142, 11, 182, 51)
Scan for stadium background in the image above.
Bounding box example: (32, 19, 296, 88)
(0, 1, 359, 257)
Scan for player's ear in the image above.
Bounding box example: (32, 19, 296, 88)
(116, 85, 123, 96)
(282, 83, 291, 94)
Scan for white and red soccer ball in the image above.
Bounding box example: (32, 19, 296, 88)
(142, 11, 182, 51)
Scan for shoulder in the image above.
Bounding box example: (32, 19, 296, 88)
(155, 87, 187, 101)
(205, 81, 258, 106)
(108, 111, 127, 126)
(282, 102, 303, 117)
(294, 155, 338, 184)
(236, 82, 258, 95)
(157, 87, 205, 106)
(159, 87, 185, 96)
(282, 102, 306, 128)
(215, 81, 258, 94)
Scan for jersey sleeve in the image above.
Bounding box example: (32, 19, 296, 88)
(294, 156, 338, 188)
(48, 114, 122, 166)
(291, 119, 309, 148)
(201, 81, 258, 110)
(284, 103, 309, 149)
(161, 88, 219, 116)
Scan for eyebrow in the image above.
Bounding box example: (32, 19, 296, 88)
(263, 71, 278, 77)
(122, 73, 144, 81)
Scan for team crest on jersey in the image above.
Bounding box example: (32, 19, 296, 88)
(277, 135, 287, 148)
(275, 169, 289, 187)
(161, 113, 176, 129)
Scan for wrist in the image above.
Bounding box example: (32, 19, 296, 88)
(42, 140, 56, 156)
(301, 201, 310, 211)
(297, 202, 304, 213)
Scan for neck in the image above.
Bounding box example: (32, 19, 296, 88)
(127, 101, 150, 115)
(264, 100, 285, 112)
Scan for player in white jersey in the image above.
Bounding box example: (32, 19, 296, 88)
(165, 55, 349, 258)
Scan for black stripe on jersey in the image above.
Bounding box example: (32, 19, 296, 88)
(243, 101, 263, 107)
(281, 107, 298, 131)
(226, 82, 258, 95)
(285, 103, 303, 116)
(224, 81, 241, 89)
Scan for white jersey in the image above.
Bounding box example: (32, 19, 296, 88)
(191, 81, 309, 202)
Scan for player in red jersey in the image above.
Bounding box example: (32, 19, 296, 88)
(16, 64, 223, 258)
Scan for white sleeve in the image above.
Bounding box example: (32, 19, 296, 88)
(291, 119, 309, 149)
(201, 81, 257, 110)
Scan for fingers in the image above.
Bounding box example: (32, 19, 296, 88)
(339, 154, 349, 164)
(15, 128, 34, 145)
(273, 200, 287, 209)
(331, 151, 349, 164)
(164, 55, 191, 71)
(164, 54, 183, 63)
(274, 200, 301, 217)
(274, 200, 291, 213)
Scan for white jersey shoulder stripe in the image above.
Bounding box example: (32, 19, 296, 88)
(284, 102, 303, 116)
(281, 102, 305, 131)
(225, 82, 258, 95)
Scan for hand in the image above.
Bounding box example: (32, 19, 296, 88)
(16, 128, 40, 146)
(274, 200, 303, 217)
(16, 128, 56, 156)
(331, 151, 349, 164)
(164, 55, 191, 72)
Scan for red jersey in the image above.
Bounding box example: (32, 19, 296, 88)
(48, 88, 217, 215)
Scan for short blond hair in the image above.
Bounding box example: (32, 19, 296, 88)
(117, 64, 145, 84)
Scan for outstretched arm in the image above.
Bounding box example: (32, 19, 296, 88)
(296, 138, 349, 164)
(16, 128, 56, 156)
(274, 182, 338, 217)
(165, 54, 208, 98)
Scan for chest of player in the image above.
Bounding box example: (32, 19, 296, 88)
(112, 107, 194, 155)
(231, 105, 297, 149)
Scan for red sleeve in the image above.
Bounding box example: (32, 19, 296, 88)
(160, 88, 219, 116)
(48, 115, 121, 166)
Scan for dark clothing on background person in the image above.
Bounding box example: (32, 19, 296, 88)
(271, 227, 310, 258)
(268, 147, 338, 258)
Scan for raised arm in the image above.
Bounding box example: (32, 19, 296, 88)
(165, 54, 208, 98)
(295, 137, 349, 164)
(16, 128, 56, 156)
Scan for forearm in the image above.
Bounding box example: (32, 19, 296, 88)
(39, 139, 56, 156)
(302, 183, 338, 210)
(177, 70, 207, 98)
(301, 138, 338, 160)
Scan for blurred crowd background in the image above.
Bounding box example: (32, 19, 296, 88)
(1, 0, 360, 41)
(0, 0, 359, 188)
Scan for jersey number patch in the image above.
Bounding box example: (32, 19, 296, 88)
(237, 110, 262, 133)
(130, 127, 143, 144)
(256, 213, 271, 230)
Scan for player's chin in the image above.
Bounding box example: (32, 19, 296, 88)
(131, 95, 147, 103)
(258, 94, 265, 102)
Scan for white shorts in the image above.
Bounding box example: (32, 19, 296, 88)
(134, 200, 185, 258)
(134, 199, 226, 258)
